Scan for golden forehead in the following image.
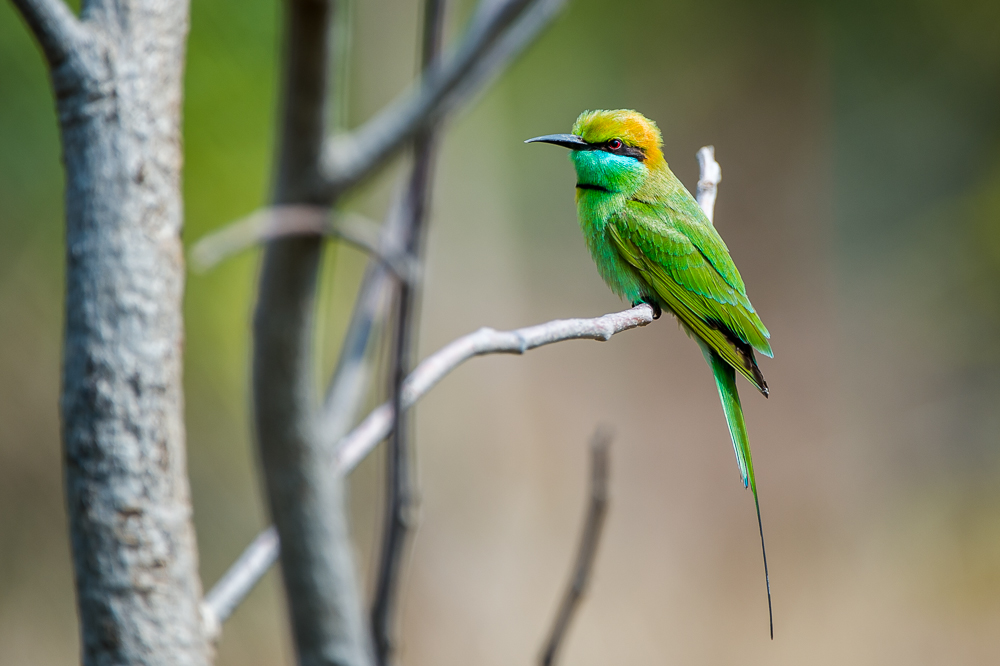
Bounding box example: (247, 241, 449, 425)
(572, 109, 663, 151)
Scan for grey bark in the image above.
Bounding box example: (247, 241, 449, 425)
(252, 0, 372, 665)
(11, 0, 209, 664)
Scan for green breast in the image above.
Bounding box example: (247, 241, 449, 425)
(575, 188, 648, 304)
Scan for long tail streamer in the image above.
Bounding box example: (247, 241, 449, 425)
(704, 347, 773, 639)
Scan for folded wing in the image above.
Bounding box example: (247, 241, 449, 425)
(608, 202, 771, 394)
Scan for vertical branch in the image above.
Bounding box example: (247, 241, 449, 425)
(370, 1, 447, 663)
(10, 0, 211, 663)
(539, 428, 612, 666)
(253, 0, 371, 664)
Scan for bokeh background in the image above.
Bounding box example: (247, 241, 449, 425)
(3, 0, 1000, 663)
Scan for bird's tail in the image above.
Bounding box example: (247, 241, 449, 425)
(702, 345, 773, 639)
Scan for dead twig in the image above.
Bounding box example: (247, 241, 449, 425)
(189, 206, 416, 282)
(540, 427, 612, 666)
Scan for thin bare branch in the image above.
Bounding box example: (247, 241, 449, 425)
(540, 427, 612, 666)
(320, 0, 567, 199)
(696, 145, 722, 223)
(202, 526, 280, 639)
(334, 304, 655, 469)
(319, 190, 409, 434)
(10, 0, 88, 68)
(189, 206, 416, 281)
(191, 206, 328, 269)
(449, 0, 566, 102)
(319, 264, 392, 425)
(371, 1, 447, 662)
(204, 304, 654, 623)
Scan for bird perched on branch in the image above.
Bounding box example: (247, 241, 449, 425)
(527, 109, 774, 637)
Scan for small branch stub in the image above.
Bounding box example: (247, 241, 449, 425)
(540, 427, 612, 666)
(190, 206, 416, 282)
(696, 145, 721, 224)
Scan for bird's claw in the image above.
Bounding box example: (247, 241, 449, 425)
(633, 299, 661, 319)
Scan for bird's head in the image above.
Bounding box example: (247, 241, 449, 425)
(525, 109, 665, 196)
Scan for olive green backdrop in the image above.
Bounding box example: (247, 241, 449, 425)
(2, 0, 999, 663)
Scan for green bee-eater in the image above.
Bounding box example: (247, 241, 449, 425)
(528, 109, 773, 636)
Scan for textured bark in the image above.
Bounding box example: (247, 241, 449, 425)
(19, 1, 210, 664)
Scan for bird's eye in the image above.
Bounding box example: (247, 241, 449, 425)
(608, 139, 623, 150)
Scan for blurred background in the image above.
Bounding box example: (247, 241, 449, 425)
(3, 0, 1000, 663)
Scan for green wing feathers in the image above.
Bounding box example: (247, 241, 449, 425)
(606, 214, 771, 394)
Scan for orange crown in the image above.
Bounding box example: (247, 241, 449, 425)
(572, 109, 665, 166)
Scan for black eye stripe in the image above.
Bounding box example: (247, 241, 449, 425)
(574, 138, 647, 161)
(595, 140, 646, 162)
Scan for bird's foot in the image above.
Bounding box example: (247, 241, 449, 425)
(633, 299, 661, 320)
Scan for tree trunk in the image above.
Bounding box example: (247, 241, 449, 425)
(51, 3, 208, 664)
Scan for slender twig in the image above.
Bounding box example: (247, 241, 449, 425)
(540, 427, 612, 666)
(320, 190, 409, 435)
(189, 206, 416, 281)
(318, 265, 390, 425)
(334, 305, 655, 469)
(202, 526, 279, 638)
(696, 145, 722, 223)
(203, 304, 655, 625)
(10, 0, 88, 67)
(320, 0, 567, 199)
(448, 0, 566, 103)
(370, 2, 447, 663)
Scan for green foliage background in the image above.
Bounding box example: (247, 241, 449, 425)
(2, 0, 1000, 663)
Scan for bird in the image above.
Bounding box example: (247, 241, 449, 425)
(526, 109, 774, 638)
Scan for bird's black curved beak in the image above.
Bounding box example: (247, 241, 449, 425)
(524, 133, 590, 150)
